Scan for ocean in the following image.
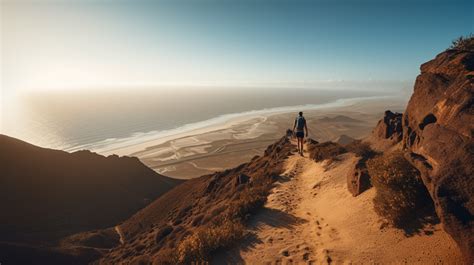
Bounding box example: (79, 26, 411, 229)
(3, 88, 395, 153)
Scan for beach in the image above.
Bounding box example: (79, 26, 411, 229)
(103, 96, 406, 179)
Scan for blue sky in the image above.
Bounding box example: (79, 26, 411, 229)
(1, 0, 473, 92)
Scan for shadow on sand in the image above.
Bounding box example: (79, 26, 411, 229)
(397, 204, 440, 237)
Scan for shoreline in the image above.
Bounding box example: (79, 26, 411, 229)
(111, 95, 407, 179)
(67, 95, 397, 156)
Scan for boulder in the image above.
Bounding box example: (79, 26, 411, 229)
(347, 157, 371, 196)
(402, 49, 474, 263)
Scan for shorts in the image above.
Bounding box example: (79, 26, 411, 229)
(296, 131, 305, 138)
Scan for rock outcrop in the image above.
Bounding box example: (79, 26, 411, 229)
(402, 49, 474, 263)
(347, 157, 371, 197)
(365, 110, 404, 153)
(374, 110, 403, 142)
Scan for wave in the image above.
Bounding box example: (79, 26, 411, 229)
(65, 95, 393, 155)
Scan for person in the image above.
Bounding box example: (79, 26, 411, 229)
(293, 111, 308, 156)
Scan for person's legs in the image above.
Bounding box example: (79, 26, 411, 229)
(297, 137, 301, 153)
(296, 137, 299, 153)
(295, 131, 304, 155)
(300, 137, 304, 155)
(297, 136, 303, 155)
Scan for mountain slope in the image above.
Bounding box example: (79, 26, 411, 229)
(0, 134, 182, 244)
(99, 136, 294, 264)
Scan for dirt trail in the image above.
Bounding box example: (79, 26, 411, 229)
(214, 142, 463, 264)
(214, 145, 345, 264)
(233, 147, 343, 264)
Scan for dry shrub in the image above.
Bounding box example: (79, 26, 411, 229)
(307, 141, 347, 162)
(171, 175, 269, 264)
(367, 151, 432, 227)
(228, 182, 269, 221)
(344, 140, 376, 159)
(175, 221, 244, 264)
(153, 176, 270, 264)
(449, 34, 474, 51)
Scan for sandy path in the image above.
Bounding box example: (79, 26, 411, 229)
(214, 142, 463, 264)
(230, 148, 342, 264)
(214, 146, 338, 264)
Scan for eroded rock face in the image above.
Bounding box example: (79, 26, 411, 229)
(373, 110, 403, 142)
(347, 157, 371, 197)
(402, 50, 474, 263)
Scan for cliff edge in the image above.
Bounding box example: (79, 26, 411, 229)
(402, 47, 474, 262)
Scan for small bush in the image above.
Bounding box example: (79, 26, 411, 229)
(449, 34, 474, 51)
(227, 184, 269, 221)
(175, 221, 245, 264)
(367, 151, 432, 227)
(307, 141, 347, 162)
(344, 140, 376, 159)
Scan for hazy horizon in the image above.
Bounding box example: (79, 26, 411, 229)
(1, 0, 472, 149)
(2, 87, 406, 150)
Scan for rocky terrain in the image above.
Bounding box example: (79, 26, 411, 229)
(300, 42, 473, 263)
(359, 43, 473, 263)
(401, 48, 474, 262)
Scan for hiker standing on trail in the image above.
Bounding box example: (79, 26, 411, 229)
(293, 111, 308, 156)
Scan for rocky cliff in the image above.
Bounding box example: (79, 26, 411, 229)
(401, 48, 474, 262)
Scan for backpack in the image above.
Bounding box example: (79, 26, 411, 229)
(296, 116, 306, 131)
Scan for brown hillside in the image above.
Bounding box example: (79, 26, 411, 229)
(98, 135, 294, 264)
(0, 134, 182, 244)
